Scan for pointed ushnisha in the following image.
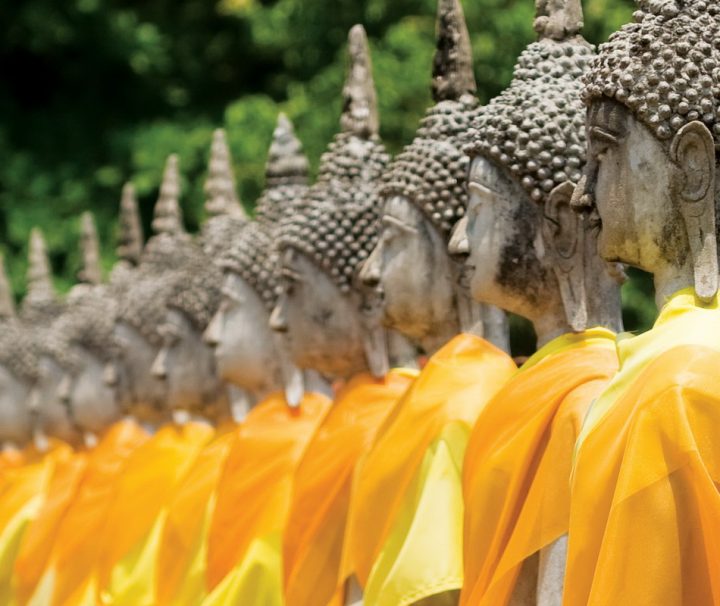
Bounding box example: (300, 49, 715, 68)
(117, 182, 144, 266)
(432, 0, 477, 102)
(25, 228, 56, 307)
(204, 129, 247, 219)
(265, 114, 309, 189)
(78, 212, 102, 285)
(0, 254, 15, 320)
(340, 25, 379, 138)
(151, 154, 185, 236)
(533, 0, 584, 41)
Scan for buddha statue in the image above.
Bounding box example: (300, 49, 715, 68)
(17, 228, 78, 447)
(360, 0, 509, 355)
(340, 2, 518, 605)
(560, 3, 720, 605)
(113, 154, 198, 427)
(272, 25, 409, 379)
(0, 256, 35, 450)
(452, 1, 625, 604)
(272, 25, 419, 606)
(206, 113, 311, 405)
(151, 129, 249, 424)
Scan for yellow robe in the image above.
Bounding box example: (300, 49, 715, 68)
(342, 334, 516, 606)
(203, 391, 331, 605)
(0, 441, 74, 605)
(96, 421, 213, 605)
(565, 290, 720, 606)
(283, 370, 417, 606)
(27, 419, 149, 606)
(154, 424, 235, 606)
(460, 328, 617, 606)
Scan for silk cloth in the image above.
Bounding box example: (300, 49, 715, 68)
(460, 328, 618, 606)
(96, 421, 213, 605)
(342, 335, 515, 606)
(24, 419, 148, 606)
(155, 427, 235, 606)
(283, 370, 417, 606)
(565, 290, 720, 606)
(203, 391, 331, 605)
(0, 441, 74, 605)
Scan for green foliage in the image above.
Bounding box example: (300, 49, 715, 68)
(0, 0, 652, 346)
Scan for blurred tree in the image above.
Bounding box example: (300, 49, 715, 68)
(0, 0, 651, 352)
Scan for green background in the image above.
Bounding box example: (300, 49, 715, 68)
(0, 0, 656, 352)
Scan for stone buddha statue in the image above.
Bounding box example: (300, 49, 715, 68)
(453, 0, 623, 346)
(559, 3, 720, 605)
(114, 154, 199, 427)
(16, 228, 80, 447)
(451, 1, 625, 605)
(206, 113, 312, 406)
(272, 25, 411, 380)
(151, 129, 251, 425)
(359, 0, 509, 355)
(0, 255, 35, 450)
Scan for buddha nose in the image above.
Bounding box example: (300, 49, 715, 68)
(359, 245, 382, 288)
(151, 349, 168, 381)
(204, 308, 223, 347)
(269, 297, 288, 333)
(448, 215, 470, 258)
(58, 374, 73, 405)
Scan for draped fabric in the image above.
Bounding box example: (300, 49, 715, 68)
(0, 441, 73, 604)
(155, 429, 235, 606)
(205, 391, 331, 602)
(283, 370, 417, 606)
(460, 328, 617, 606)
(565, 290, 720, 606)
(33, 419, 148, 606)
(96, 421, 213, 605)
(342, 335, 515, 605)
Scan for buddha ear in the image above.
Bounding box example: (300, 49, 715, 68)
(544, 181, 588, 332)
(670, 120, 718, 302)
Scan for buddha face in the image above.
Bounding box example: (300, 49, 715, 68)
(205, 272, 282, 395)
(113, 320, 167, 422)
(460, 155, 556, 320)
(34, 354, 81, 444)
(0, 365, 34, 447)
(579, 99, 689, 273)
(62, 345, 121, 436)
(360, 196, 459, 350)
(271, 249, 368, 379)
(152, 309, 223, 414)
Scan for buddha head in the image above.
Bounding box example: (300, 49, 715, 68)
(453, 0, 623, 343)
(273, 25, 398, 380)
(573, 0, 720, 305)
(15, 229, 79, 445)
(359, 0, 508, 354)
(206, 113, 309, 400)
(113, 154, 197, 423)
(0, 256, 35, 448)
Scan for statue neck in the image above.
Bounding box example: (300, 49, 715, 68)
(652, 261, 695, 309)
(530, 309, 573, 349)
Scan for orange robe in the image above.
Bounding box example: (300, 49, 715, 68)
(36, 419, 149, 606)
(460, 328, 618, 606)
(13, 448, 89, 605)
(283, 370, 417, 606)
(96, 421, 213, 605)
(155, 425, 236, 606)
(565, 290, 720, 606)
(341, 335, 515, 605)
(205, 391, 331, 598)
(0, 441, 74, 603)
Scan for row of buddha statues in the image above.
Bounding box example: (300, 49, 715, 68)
(0, 0, 718, 604)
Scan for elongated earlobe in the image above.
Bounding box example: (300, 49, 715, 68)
(544, 181, 587, 331)
(670, 121, 718, 302)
